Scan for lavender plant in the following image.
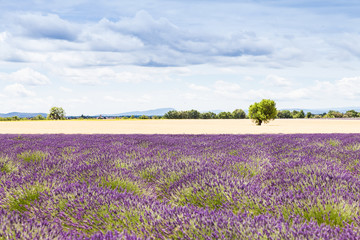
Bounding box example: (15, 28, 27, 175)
(0, 134, 359, 239)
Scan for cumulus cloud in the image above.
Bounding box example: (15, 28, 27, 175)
(104, 96, 125, 103)
(60, 97, 89, 104)
(104, 94, 151, 103)
(57, 67, 155, 85)
(101, 10, 180, 46)
(58, 67, 118, 85)
(1, 11, 274, 67)
(79, 25, 144, 52)
(11, 68, 51, 85)
(4, 83, 35, 97)
(245, 88, 310, 101)
(264, 74, 291, 87)
(243, 76, 360, 102)
(0, 68, 50, 85)
(188, 83, 210, 91)
(59, 86, 72, 92)
(137, 94, 152, 103)
(55, 66, 184, 85)
(213, 80, 241, 96)
(187, 80, 242, 99)
(0, 32, 8, 42)
(336, 76, 360, 98)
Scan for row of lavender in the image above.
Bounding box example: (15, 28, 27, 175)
(0, 134, 359, 239)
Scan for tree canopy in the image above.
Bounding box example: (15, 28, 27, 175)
(47, 107, 66, 120)
(248, 99, 277, 125)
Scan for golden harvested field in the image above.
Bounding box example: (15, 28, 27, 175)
(0, 119, 360, 134)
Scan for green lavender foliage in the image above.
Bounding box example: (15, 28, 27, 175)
(0, 134, 360, 239)
(17, 150, 48, 163)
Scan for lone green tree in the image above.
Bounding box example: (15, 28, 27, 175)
(248, 99, 277, 125)
(47, 107, 66, 120)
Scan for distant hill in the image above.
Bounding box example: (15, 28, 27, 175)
(0, 112, 47, 118)
(103, 108, 176, 117)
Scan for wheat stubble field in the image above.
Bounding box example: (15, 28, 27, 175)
(0, 119, 360, 134)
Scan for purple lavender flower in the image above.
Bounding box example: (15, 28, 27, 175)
(0, 134, 359, 239)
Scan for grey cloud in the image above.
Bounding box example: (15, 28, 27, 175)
(102, 10, 180, 46)
(331, 33, 360, 59)
(11, 13, 79, 41)
(92, 11, 273, 62)
(2, 11, 274, 67)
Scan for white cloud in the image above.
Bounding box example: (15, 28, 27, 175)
(4, 83, 35, 97)
(242, 76, 360, 103)
(244, 76, 255, 81)
(182, 92, 208, 101)
(9, 68, 51, 85)
(79, 24, 144, 52)
(264, 74, 291, 87)
(104, 94, 151, 103)
(213, 80, 241, 96)
(56, 66, 182, 85)
(1, 11, 275, 68)
(103, 10, 180, 45)
(59, 86, 72, 92)
(186, 80, 243, 101)
(116, 72, 152, 83)
(60, 97, 89, 104)
(137, 94, 152, 103)
(59, 67, 157, 85)
(104, 96, 125, 102)
(188, 83, 210, 91)
(0, 95, 54, 113)
(58, 67, 116, 85)
(336, 76, 360, 98)
(1, 2, 360, 114)
(0, 32, 8, 42)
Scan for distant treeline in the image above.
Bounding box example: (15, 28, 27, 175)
(162, 109, 360, 119)
(163, 109, 246, 119)
(1, 109, 360, 121)
(277, 109, 360, 119)
(0, 115, 46, 121)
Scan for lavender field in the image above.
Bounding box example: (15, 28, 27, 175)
(0, 134, 360, 239)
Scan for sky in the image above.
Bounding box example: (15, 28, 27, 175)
(0, 0, 360, 115)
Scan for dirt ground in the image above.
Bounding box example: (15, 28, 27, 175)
(0, 119, 359, 134)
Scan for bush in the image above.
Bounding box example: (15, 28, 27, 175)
(306, 112, 313, 118)
(294, 110, 305, 118)
(200, 112, 217, 119)
(277, 110, 292, 119)
(32, 115, 46, 120)
(344, 110, 358, 118)
(326, 110, 343, 118)
(217, 112, 232, 119)
(163, 110, 180, 119)
(232, 109, 246, 119)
